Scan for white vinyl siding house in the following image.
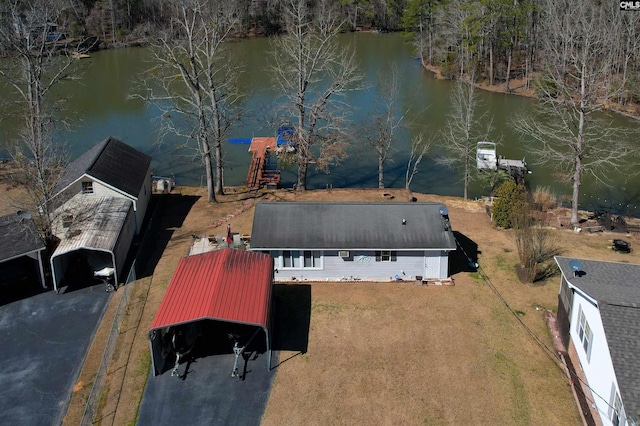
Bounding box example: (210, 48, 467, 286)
(55, 137, 152, 234)
(556, 257, 640, 426)
(251, 202, 457, 282)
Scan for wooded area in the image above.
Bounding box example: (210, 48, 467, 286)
(5, 0, 635, 112)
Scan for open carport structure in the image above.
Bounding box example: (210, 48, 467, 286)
(149, 248, 274, 377)
(0, 211, 46, 289)
(50, 195, 135, 293)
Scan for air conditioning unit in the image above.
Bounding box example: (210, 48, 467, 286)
(339, 250, 350, 258)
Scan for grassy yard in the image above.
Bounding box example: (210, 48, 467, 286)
(19, 185, 635, 425)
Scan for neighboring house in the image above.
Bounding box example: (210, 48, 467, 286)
(250, 202, 457, 282)
(556, 256, 640, 426)
(0, 211, 46, 289)
(55, 137, 152, 234)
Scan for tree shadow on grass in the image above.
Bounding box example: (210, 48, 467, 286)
(271, 284, 311, 367)
(450, 231, 480, 275)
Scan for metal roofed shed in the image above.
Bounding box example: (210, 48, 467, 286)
(0, 212, 47, 289)
(50, 195, 135, 293)
(250, 202, 457, 282)
(148, 249, 274, 377)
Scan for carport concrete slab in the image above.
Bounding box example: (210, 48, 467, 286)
(138, 351, 277, 425)
(0, 284, 111, 426)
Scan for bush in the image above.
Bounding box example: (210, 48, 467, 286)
(532, 186, 558, 211)
(491, 180, 525, 228)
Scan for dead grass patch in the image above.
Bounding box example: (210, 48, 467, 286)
(42, 186, 640, 425)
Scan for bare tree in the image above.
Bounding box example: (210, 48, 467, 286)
(512, 200, 562, 283)
(513, 0, 631, 224)
(0, 0, 90, 242)
(145, 0, 243, 202)
(438, 76, 491, 200)
(365, 64, 406, 189)
(405, 132, 432, 192)
(270, 0, 363, 191)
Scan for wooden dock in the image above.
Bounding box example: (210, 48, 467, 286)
(246, 137, 281, 189)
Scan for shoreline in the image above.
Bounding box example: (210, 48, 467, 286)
(421, 60, 640, 121)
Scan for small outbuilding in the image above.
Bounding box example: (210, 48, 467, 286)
(50, 195, 135, 292)
(148, 249, 274, 376)
(250, 202, 457, 282)
(55, 136, 152, 234)
(0, 212, 46, 289)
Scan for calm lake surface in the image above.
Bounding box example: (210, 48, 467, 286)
(1, 33, 639, 215)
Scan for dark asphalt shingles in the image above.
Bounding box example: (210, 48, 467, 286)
(138, 351, 277, 425)
(0, 284, 111, 426)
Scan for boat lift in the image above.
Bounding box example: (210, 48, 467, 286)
(476, 141, 530, 184)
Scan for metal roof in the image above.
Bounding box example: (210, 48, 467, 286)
(57, 137, 151, 198)
(0, 212, 45, 262)
(250, 202, 457, 250)
(555, 256, 640, 420)
(149, 249, 274, 332)
(51, 195, 133, 255)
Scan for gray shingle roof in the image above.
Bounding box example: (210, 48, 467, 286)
(556, 257, 640, 305)
(57, 137, 151, 198)
(556, 256, 640, 420)
(0, 212, 46, 262)
(600, 304, 640, 421)
(250, 202, 457, 250)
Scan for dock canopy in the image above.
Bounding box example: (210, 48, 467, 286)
(148, 249, 274, 376)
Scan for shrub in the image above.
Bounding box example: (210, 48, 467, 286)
(532, 186, 558, 211)
(491, 180, 525, 228)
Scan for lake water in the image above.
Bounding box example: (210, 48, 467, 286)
(1, 33, 639, 215)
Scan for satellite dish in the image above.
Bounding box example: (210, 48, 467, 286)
(569, 259, 584, 277)
(439, 206, 449, 216)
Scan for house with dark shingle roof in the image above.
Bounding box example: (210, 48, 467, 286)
(556, 256, 640, 426)
(250, 202, 457, 282)
(0, 212, 46, 289)
(55, 137, 151, 234)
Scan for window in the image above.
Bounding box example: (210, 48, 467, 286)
(577, 307, 593, 361)
(82, 181, 94, 194)
(375, 251, 397, 262)
(303, 251, 321, 268)
(282, 250, 321, 269)
(282, 250, 300, 268)
(609, 390, 622, 426)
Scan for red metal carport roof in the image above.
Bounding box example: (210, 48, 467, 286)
(150, 249, 274, 332)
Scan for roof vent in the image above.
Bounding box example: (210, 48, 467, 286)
(402, 219, 406, 225)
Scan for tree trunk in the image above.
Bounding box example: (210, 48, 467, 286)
(571, 66, 587, 225)
(506, 46, 512, 93)
(378, 155, 384, 188)
(202, 140, 216, 203)
(297, 161, 307, 191)
(489, 41, 494, 86)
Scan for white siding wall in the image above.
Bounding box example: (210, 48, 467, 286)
(570, 295, 625, 426)
(133, 172, 152, 232)
(265, 250, 446, 282)
(62, 175, 150, 234)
